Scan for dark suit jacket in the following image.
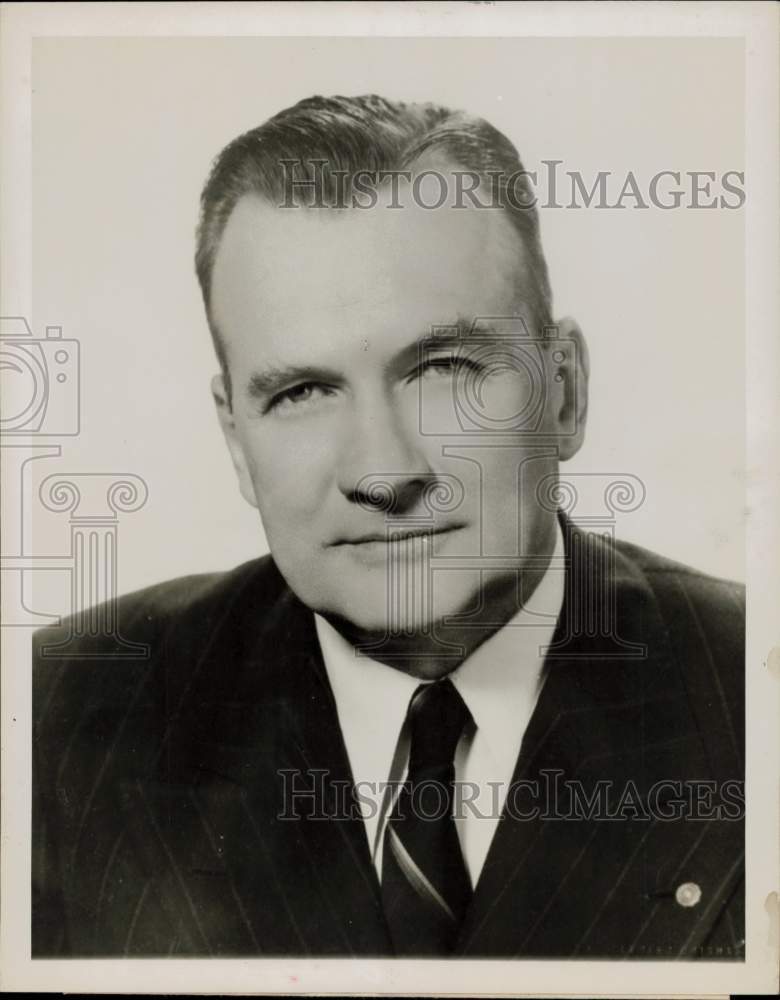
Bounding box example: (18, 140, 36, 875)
(32, 519, 745, 958)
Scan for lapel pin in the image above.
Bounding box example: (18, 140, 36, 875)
(675, 882, 702, 908)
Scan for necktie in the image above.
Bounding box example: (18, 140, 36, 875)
(381, 678, 473, 955)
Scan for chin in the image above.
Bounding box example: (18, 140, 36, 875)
(312, 569, 484, 640)
(316, 592, 402, 637)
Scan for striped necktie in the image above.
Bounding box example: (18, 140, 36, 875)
(381, 678, 473, 955)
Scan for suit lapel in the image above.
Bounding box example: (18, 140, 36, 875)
(456, 518, 725, 957)
(122, 573, 391, 956)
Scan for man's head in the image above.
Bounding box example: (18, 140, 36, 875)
(195, 95, 588, 669)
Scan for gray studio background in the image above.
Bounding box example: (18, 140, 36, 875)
(29, 35, 744, 613)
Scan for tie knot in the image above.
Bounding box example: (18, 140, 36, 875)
(407, 678, 471, 778)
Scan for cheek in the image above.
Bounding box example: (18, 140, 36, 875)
(473, 370, 540, 427)
(475, 449, 557, 535)
(423, 366, 548, 436)
(238, 423, 337, 522)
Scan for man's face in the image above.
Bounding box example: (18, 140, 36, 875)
(210, 179, 586, 641)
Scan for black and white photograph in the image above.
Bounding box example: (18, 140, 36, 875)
(1, 2, 777, 996)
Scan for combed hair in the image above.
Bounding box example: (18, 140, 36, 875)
(195, 94, 552, 376)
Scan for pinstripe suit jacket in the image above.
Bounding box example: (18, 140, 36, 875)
(32, 519, 745, 958)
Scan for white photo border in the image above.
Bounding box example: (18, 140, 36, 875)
(1, 2, 777, 995)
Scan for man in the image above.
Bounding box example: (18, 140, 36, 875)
(32, 95, 744, 959)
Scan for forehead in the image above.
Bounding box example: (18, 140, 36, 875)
(210, 185, 531, 364)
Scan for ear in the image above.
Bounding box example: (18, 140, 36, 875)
(211, 372, 259, 509)
(548, 316, 589, 461)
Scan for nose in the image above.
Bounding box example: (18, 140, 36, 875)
(336, 388, 433, 515)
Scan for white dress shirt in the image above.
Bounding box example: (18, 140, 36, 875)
(315, 521, 564, 887)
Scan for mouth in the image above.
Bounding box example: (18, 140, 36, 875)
(332, 524, 465, 548)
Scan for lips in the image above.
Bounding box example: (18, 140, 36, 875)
(332, 524, 464, 547)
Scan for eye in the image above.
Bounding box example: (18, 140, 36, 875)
(266, 382, 335, 415)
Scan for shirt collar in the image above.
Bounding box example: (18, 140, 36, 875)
(449, 521, 564, 768)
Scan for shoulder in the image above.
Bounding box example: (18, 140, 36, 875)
(609, 534, 744, 759)
(32, 554, 288, 727)
(34, 553, 284, 656)
(610, 534, 744, 625)
(561, 521, 744, 669)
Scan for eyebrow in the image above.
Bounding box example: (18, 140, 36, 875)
(244, 317, 500, 400)
(247, 365, 343, 400)
(389, 317, 507, 372)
